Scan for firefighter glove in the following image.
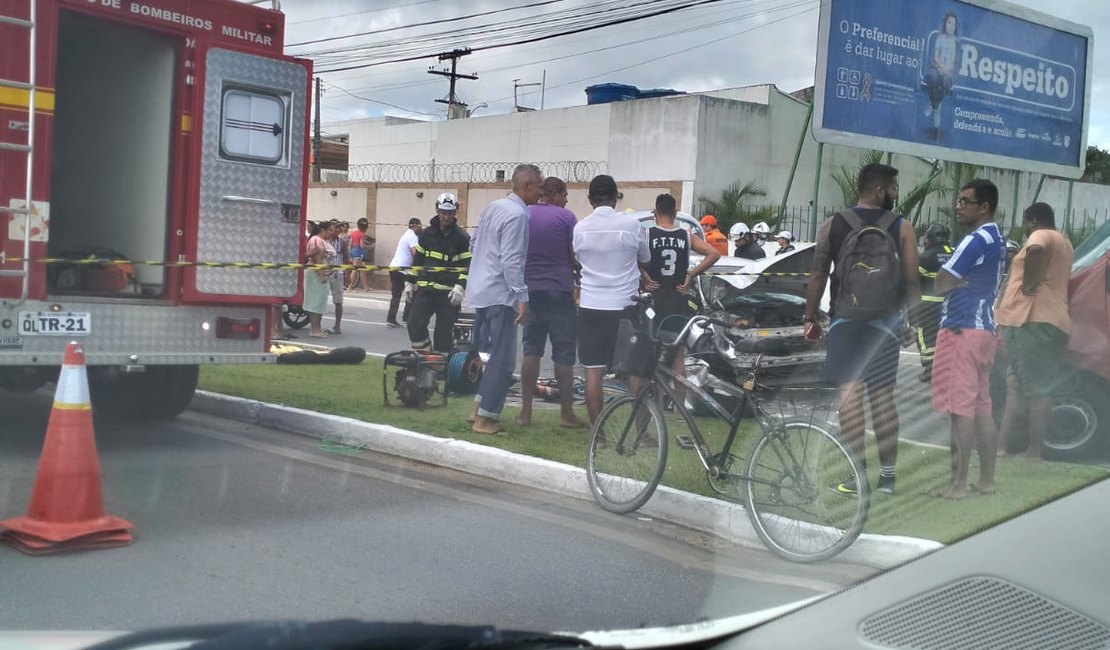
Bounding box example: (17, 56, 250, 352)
(449, 284, 465, 308)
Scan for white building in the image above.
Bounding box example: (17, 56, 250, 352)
(331, 84, 1110, 240)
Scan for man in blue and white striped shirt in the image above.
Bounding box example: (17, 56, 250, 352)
(932, 178, 1008, 500)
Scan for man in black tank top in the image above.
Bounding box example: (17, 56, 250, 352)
(642, 194, 720, 405)
(648, 222, 691, 315)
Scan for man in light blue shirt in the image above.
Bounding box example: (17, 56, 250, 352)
(466, 164, 544, 434)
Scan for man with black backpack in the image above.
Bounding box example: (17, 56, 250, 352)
(804, 163, 920, 496)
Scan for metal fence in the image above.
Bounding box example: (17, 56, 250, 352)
(344, 160, 608, 184)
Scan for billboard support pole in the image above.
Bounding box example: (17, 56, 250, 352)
(779, 101, 813, 225)
(1011, 171, 1021, 235)
(1033, 174, 1047, 203)
(913, 159, 942, 225)
(1065, 179, 1075, 233)
(810, 142, 824, 241)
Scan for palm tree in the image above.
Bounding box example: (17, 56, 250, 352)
(832, 150, 945, 228)
(697, 180, 776, 234)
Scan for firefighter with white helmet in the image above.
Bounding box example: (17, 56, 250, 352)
(405, 192, 471, 352)
(730, 221, 765, 260)
(774, 230, 795, 255)
(728, 221, 750, 240)
(752, 221, 771, 242)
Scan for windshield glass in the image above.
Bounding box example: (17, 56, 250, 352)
(2, 0, 1108, 642)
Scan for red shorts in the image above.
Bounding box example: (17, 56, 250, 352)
(931, 328, 998, 418)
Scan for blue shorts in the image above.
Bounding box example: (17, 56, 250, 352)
(825, 318, 901, 388)
(522, 290, 577, 366)
(350, 247, 365, 261)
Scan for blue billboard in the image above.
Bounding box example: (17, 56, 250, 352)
(814, 0, 1092, 177)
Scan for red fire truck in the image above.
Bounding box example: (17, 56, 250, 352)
(0, 0, 309, 417)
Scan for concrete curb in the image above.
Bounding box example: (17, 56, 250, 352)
(192, 391, 943, 569)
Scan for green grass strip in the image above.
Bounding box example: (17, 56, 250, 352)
(199, 361, 1107, 544)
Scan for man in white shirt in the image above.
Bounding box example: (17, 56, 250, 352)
(573, 174, 650, 423)
(386, 217, 422, 327)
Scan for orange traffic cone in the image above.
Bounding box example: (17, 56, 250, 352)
(0, 341, 134, 554)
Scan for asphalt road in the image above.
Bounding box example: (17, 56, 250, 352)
(296, 292, 952, 447)
(0, 389, 872, 632)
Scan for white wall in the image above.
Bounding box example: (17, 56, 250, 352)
(608, 96, 700, 183)
(345, 117, 437, 164)
(307, 187, 368, 224)
(433, 104, 611, 164)
(345, 105, 611, 168)
(692, 97, 772, 210)
(701, 84, 772, 104)
(338, 84, 1110, 244)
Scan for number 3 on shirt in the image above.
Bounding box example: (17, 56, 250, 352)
(661, 249, 677, 276)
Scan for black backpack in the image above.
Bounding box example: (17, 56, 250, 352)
(833, 209, 902, 320)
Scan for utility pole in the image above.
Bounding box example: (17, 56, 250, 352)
(313, 76, 322, 182)
(428, 48, 478, 119)
(513, 78, 541, 112)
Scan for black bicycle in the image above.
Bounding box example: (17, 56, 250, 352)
(585, 296, 870, 562)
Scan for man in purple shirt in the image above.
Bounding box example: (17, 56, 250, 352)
(516, 177, 585, 429)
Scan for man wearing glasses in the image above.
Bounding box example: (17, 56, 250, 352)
(931, 179, 1008, 499)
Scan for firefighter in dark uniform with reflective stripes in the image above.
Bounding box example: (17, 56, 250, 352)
(406, 193, 472, 352)
(915, 222, 954, 380)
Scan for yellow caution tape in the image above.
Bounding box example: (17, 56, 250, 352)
(0, 257, 812, 277)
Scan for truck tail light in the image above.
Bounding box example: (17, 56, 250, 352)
(215, 317, 261, 340)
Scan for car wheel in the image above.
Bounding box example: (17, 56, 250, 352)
(1045, 372, 1110, 462)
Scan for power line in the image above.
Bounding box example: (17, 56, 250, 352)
(315, 0, 727, 73)
(289, 0, 568, 48)
(313, 0, 747, 88)
(301, 0, 651, 61)
(327, 81, 440, 117)
(476, 2, 819, 105)
(321, 0, 806, 96)
(286, 0, 440, 26)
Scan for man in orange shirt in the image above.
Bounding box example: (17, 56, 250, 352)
(995, 202, 1075, 460)
(700, 214, 728, 256)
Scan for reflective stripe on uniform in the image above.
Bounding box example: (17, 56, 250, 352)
(921, 295, 945, 303)
(453, 251, 473, 262)
(416, 280, 454, 290)
(916, 327, 934, 360)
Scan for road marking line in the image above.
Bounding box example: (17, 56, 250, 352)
(339, 318, 392, 327)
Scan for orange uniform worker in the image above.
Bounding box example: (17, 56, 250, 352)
(700, 215, 729, 256)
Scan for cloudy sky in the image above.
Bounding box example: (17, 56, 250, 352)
(279, 0, 1109, 148)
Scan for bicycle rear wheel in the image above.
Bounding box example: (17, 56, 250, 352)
(587, 395, 668, 514)
(743, 419, 869, 562)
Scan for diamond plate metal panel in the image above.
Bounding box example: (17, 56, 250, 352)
(0, 299, 269, 365)
(196, 48, 307, 297)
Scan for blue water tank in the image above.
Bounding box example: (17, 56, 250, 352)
(585, 83, 640, 105)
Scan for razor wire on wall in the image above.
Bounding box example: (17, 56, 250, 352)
(343, 160, 608, 184)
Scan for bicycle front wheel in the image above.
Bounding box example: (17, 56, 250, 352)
(744, 419, 869, 562)
(587, 395, 668, 514)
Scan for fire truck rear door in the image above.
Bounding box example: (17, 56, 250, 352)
(184, 48, 310, 302)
